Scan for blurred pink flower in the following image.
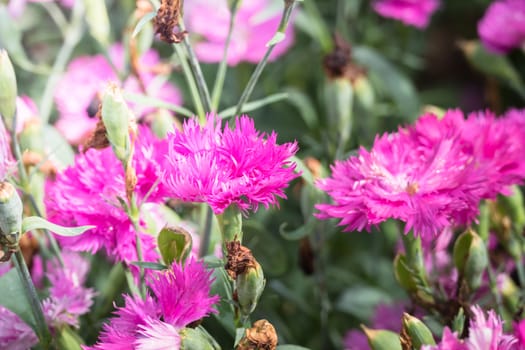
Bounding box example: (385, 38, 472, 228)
(478, 0, 525, 54)
(373, 0, 440, 28)
(54, 44, 182, 144)
(44, 127, 168, 265)
(316, 109, 525, 239)
(7, 0, 73, 18)
(87, 258, 218, 349)
(0, 117, 14, 181)
(164, 114, 299, 214)
(422, 328, 466, 350)
(0, 306, 38, 350)
(514, 319, 525, 350)
(32, 250, 95, 329)
(184, 0, 295, 65)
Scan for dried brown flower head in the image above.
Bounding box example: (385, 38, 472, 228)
(237, 319, 278, 350)
(83, 105, 110, 152)
(154, 0, 187, 44)
(225, 240, 257, 280)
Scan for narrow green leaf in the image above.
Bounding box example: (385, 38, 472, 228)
(234, 328, 246, 347)
(203, 255, 224, 269)
(130, 261, 168, 271)
(290, 156, 314, 185)
(219, 93, 289, 118)
(284, 88, 319, 129)
(0, 268, 37, 332)
(157, 226, 192, 266)
(279, 219, 317, 241)
(83, 0, 110, 47)
(123, 91, 195, 118)
(132, 11, 157, 38)
(21, 216, 94, 237)
(56, 326, 84, 350)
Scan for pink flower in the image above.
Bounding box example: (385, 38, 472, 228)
(514, 319, 525, 350)
(184, 0, 295, 65)
(0, 306, 38, 350)
(0, 117, 14, 181)
(32, 250, 95, 329)
(478, 0, 525, 54)
(54, 44, 182, 144)
(373, 0, 440, 28)
(87, 258, 218, 349)
(316, 109, 525, 239)
(164, 115, 299, 214)
(44, 127, 168, 265)
(7, 0, 73, 18)
(422, 328, 466, 350)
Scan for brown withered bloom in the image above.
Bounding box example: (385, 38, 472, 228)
(323, 33, 366, 82)
(225, 240, 257, 280)
(83, 105, 110, 152)
(154, 0, 187, 44)
(237, 319, 278, 350)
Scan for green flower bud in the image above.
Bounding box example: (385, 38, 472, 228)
(324, 78, 353, 150)
(498, 186, 525, 234)
(0, 181, 22, 236)
(149, 108, 175, 138)
(353, 75, 374, 110)
(362, 326, 402, 350)
(101, 83, 133, 163)
(402, 313, 436, 349)
(500, 274, 520, 313)
(393, 253, 434, 303)
(237, 260, 265, 317)
(157, 226, 193, 266)
(453, 229, 488, 291)
(180, 327, 219, 350)
(18, 119, 44, 154)
(0, 50, 17, 129)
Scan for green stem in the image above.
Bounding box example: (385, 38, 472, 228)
(198, 206, 214, 258)
(130, 201, 146, 298)
(401, 232, 429, 288)
(12, 249, 51, 348)
(173, 45, 206, 121)
(39, 1, 84, 124)
(233, 0, 297, 117)
(486, 259, 504, 316)
(210, 0, 240, 111)
(178, 17, 212, 113)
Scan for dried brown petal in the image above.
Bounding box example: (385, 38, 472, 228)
(323, 33, 366, 82)
(83, 105, 110, 152)
(237, 319, 278, 350)
(225, 240, 257, 280)
(154, 0, 187, 44)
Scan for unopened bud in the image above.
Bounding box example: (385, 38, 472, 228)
(393, 253, 434, 303)
(0, 50, 17, 129)
(237, 260, 265, 317)
(18, 118, 44, 154)
(498, 186, 525, 234)
(149, 108, 175, 138)
(0, 181, 22, 236)
(157, 226, 193, 265)
(101, 83, 133, 163)
(324, 78, 353, 150)
(237, 319, 278, 350)
(353, 75, 374, 109)
(453, 229, 488, 291)
(402, 313, 435, 349)
(180, 327, 218, 350)
(362, 326, 402, 350)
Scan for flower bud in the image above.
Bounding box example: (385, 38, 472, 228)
(393, 253, 434, 303)
(237, 260, 265, 317)
(101, 83, 133, 164)
(157, 226, 193, 265)
(149, 108, 175, 138)
(453, 229, 488, 291)
(324, 78, 353, 151)
(362, 326, 402, 350)
(499, 274, 520, 313)
(353, 75, 374, 110)
(402, 313, 436, 349)
(18, 119, 44, 154)
(0, 50, 17, 129)
(498, 186, 525, 234)
(0, 181, 22, 236)
(180, 327, 218, 350)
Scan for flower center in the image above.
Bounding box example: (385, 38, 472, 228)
(406, 182, 419, 196)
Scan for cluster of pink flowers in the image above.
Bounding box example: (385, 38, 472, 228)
(164, 114, 299, 214)
(478, 0, 525, 54)
(44, 127, 168, 265)
(424, 305, 521, 350)
(184, 0, 295, 65)
(54, 44, 182, 144)
(0, 250, 94, 349)
(87, 258, 218, 349)
(316, 109, 525, 240)
(372, 0, 440, 28)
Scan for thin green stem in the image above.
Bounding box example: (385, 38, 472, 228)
(39, 1, 84, 124)
(233, 0, 297, 117)
(173, 45, 206, 120)
(198, 206, 214, 258)
(12, 249, 51, 348)
(211, 0, 240, 111)
(487, 258, 504, 315)
(178, 18, 212, 113)
(129, 200, 146, 298)
(41, 2, 68, 35)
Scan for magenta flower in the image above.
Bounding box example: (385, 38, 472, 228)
(87, 258, 219, 349)
(45, 127, 168, 265)
(0, 306, 38, 350)
(7, 0, 73, 18)
(184, 0, 295, 65)
(32, 250, 95, 329)
(478, 0, 525, 54)
(514, 319, 525, 350)
(0, 117, 14, 181)
(54, 44, 182, 144)
(316, 109, 525, 239)
(373, 0, 440, 28)
(164, 114, 299, 214)
(421, 328, 466, 350)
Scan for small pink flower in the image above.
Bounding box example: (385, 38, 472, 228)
(87, 258, 218, 349)
(0, 306, 38, 350)
(467, 305, 516, 350)
(54, 44, 182, 144)
(478, 0, 525, 54)
(44, 127, 168, 264)
(164, 114, 299, 214)
(0, 117, 14, 182)
(422, 328, 466, 350)
(184, 0, 295, 65)
(373, 0, 440, 28)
